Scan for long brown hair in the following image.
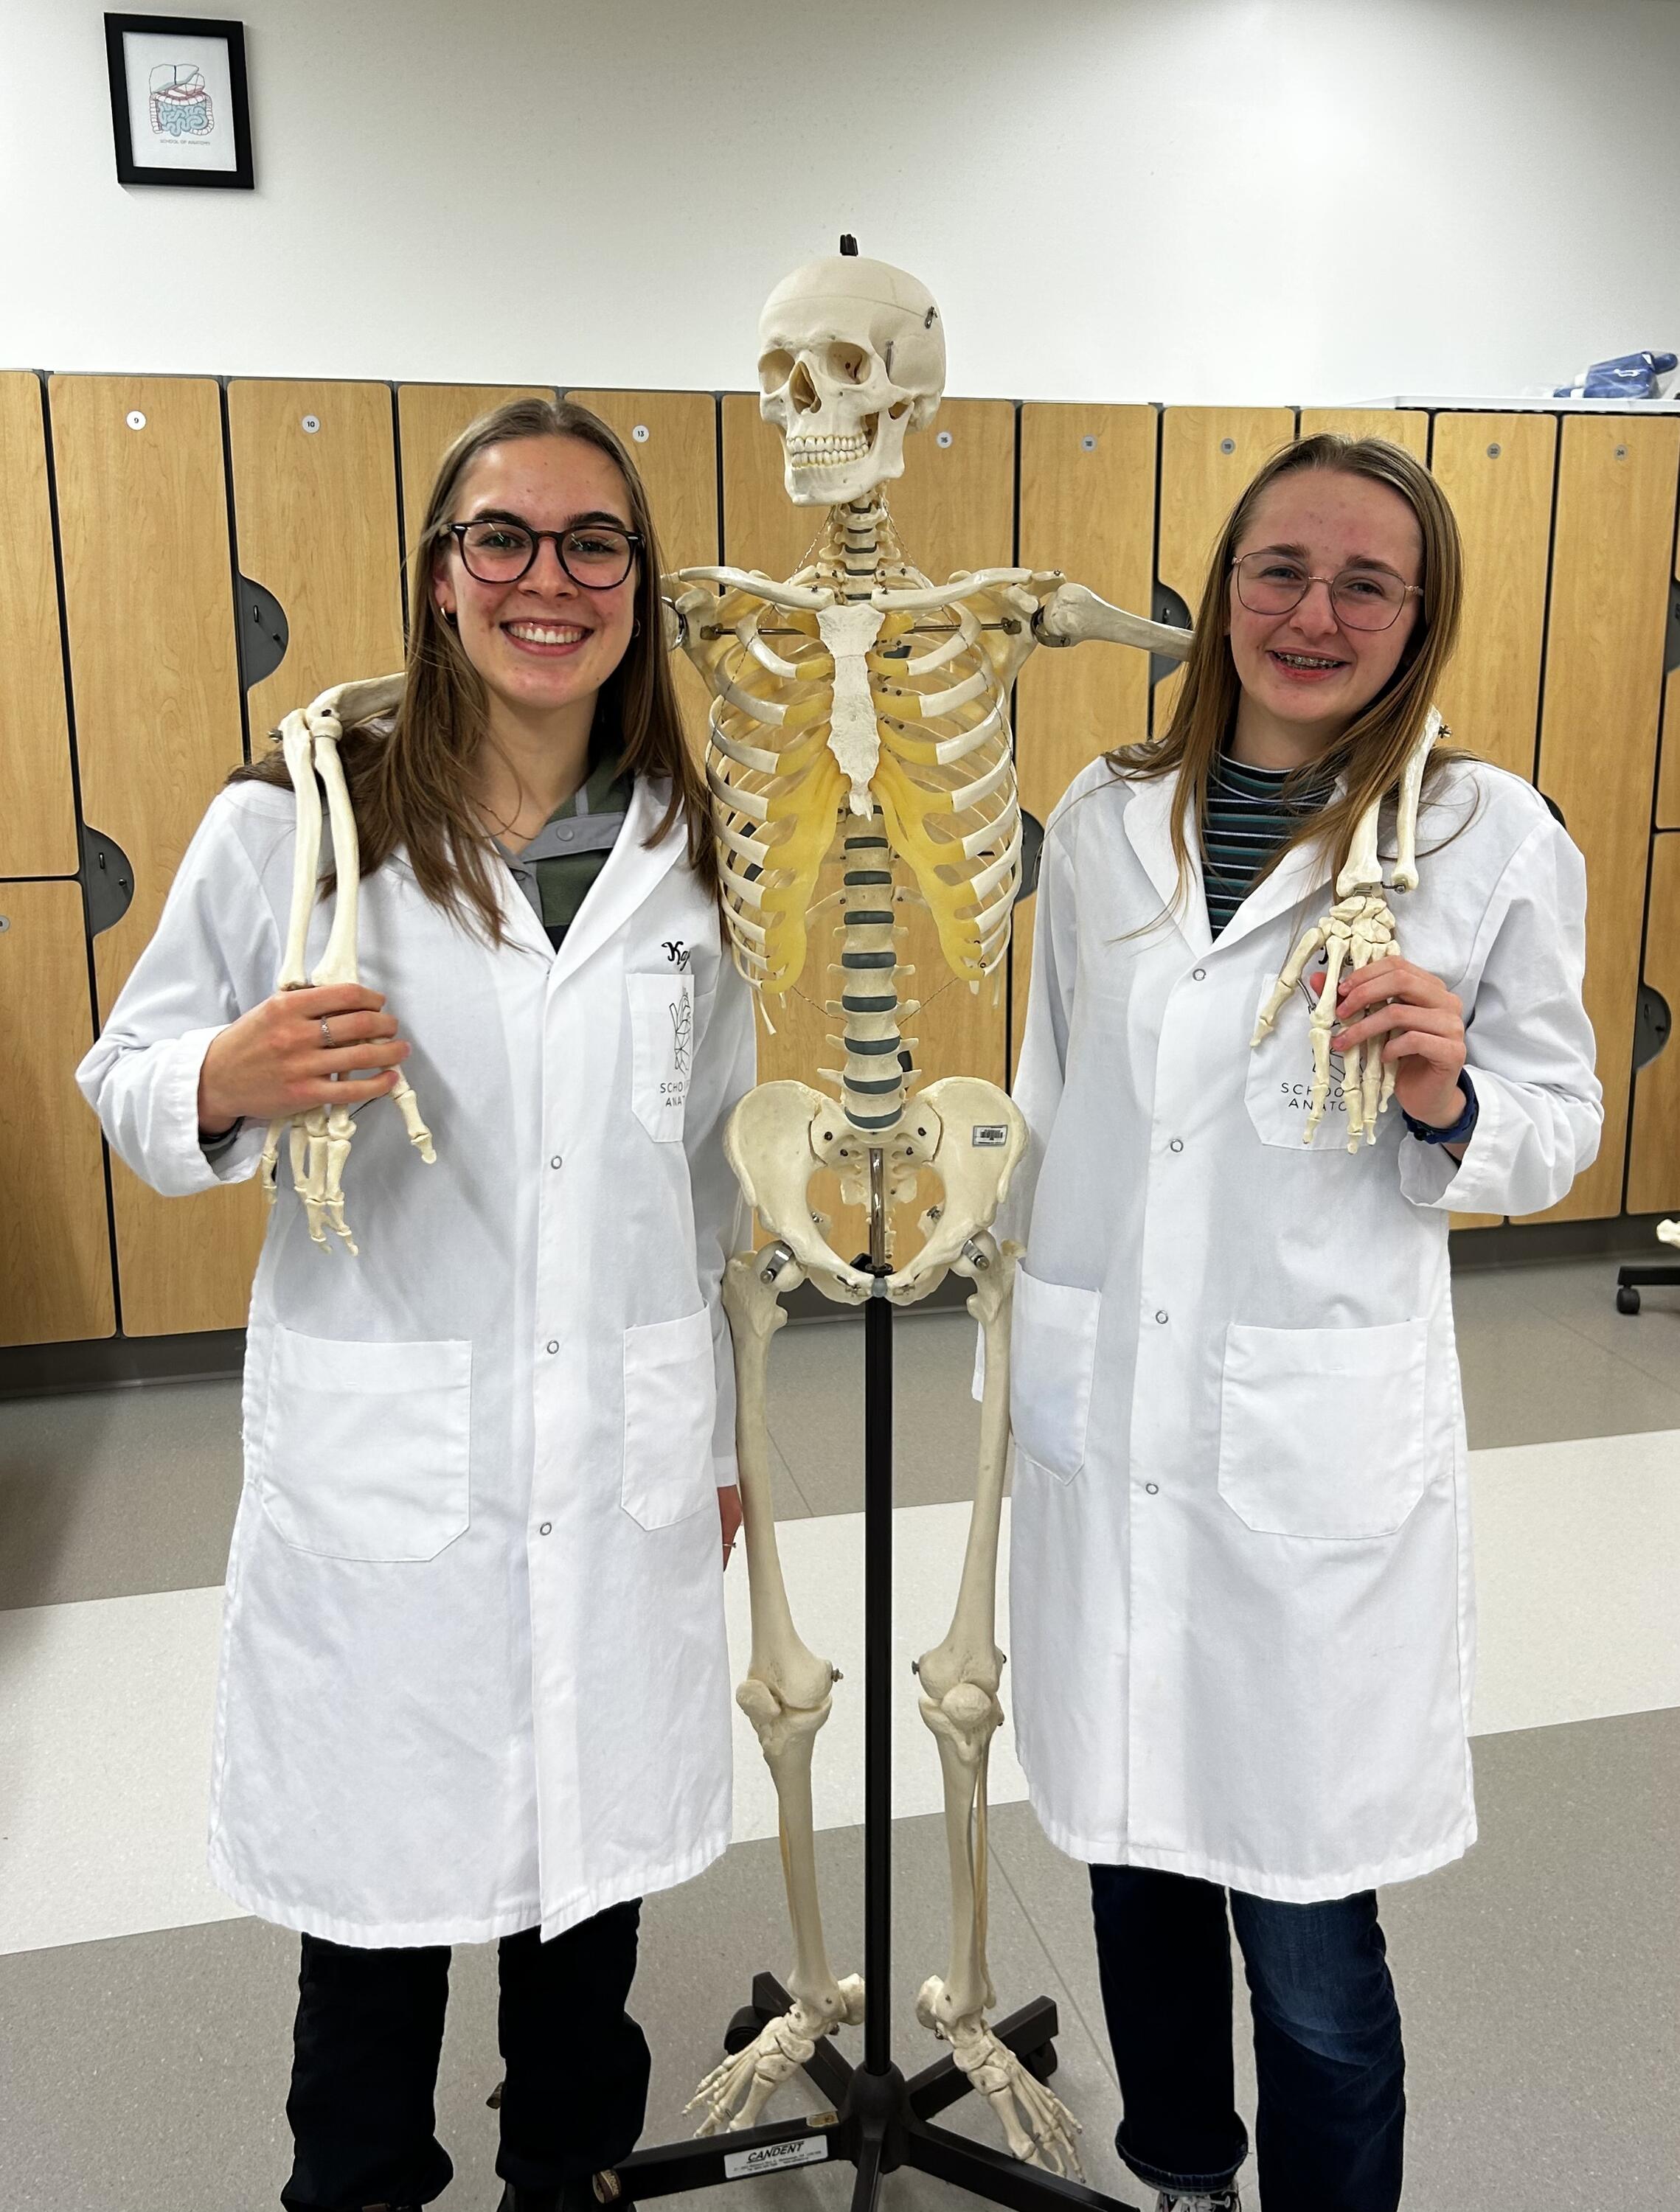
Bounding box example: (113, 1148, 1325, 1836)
(1107, 432, 1465, 905)
(233, 396, 717, 943)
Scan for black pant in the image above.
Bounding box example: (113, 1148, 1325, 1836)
(281, 1902, 650, 2211)
(1089, 1866, 1404, 2211)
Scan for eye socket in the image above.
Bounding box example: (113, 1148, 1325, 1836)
(825, 342, 869, 384)
(758, 349, 795, 394)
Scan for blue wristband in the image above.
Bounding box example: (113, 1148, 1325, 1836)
(1403, 1071, 1478, 1146)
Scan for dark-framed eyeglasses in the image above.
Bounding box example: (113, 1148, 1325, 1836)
(1232, 551, 1421, 633)
(445, 518, 642, 590)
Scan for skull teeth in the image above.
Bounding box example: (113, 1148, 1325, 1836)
(788, 434, 871, 467)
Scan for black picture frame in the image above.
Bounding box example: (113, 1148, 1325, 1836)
(105, 14, 254, 189)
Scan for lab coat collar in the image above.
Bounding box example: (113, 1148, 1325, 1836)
(1213, 833, 1336, 957)
(1121, 772, 1213, 961)
(544, 776, 686, 990)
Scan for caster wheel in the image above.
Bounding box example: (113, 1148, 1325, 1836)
(1617, 1286, 1641, 1315)
(724, 2003, 770, 2054)
(1019, 2040, 1058, 2083)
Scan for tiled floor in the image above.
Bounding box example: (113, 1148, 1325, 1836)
(1, 1254, 1676, 2210)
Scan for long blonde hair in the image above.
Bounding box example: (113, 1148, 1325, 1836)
(1107, 432, 1465, 900)
(234, 396, 717, 942)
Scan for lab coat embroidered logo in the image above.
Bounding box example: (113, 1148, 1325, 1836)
(664, 939, 691, 970)
(670, 993, 693, 1080)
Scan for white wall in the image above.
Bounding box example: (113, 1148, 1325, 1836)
(7, 0, 1679, 403)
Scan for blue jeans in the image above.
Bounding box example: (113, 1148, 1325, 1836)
(1089, 1866, 1404, 2211)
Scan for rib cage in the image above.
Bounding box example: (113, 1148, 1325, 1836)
(695, 508, 1023, 1002)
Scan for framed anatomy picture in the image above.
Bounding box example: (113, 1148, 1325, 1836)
(104, 14, 254, 189)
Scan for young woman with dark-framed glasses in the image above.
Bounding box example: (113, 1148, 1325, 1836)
(80, 397, 755, 2212)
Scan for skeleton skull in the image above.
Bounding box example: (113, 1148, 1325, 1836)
(758, 253, 946, 506)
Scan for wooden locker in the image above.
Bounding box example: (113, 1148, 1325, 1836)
(1656, 499, 1680, 830)
(0, 881, 116, 1344)
(1155, 408, 1297, 729)
(566, 389, 720, 753)
(396, 383, 555, 570)
(1426, 414, 1557, 782)
(1012, 403, 1158, 1075)
(1628, 832, 1680, 1214)
(228, 381, 405, 743)
(1297, 408, 1429, 460)
(0, 375, 77, 877)
(49, 373, 264, 1335)
(1520, 414, 1680, 1223)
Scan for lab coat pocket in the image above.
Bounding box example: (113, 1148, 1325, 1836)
(259, 1325, 472, 1562)
(1217, 1318, 1429, 1539)
(622, 1307, 717, 1529)
(628, 970, 695, 1141)
(1245, 973, 1355, 1149)
(1009, 1268, 1102, 1483)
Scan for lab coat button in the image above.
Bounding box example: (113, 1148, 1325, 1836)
(1193, 967, 1207, 980)
(1154, 1310, 1169, 1324)
(549, 1155, 563, 1170)
(1169, 1138, 1184, 1153)
(538, 1520, 552, 1535)
(546, 1339, 560, 1354)
(1145, 1483, 1159, 1495)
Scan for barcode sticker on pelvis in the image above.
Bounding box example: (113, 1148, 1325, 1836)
(971, 1124, 1008, 1147)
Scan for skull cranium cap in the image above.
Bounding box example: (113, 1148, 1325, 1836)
(758, 254, 945, 414)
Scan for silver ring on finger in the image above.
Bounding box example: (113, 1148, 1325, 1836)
(320, 1017, 333, 1049)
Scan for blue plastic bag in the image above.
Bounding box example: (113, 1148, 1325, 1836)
(1554, 350, 1677, 399)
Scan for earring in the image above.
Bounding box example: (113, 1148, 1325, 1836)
(631, 616, 642, 638)
(440, 608, 459, 630)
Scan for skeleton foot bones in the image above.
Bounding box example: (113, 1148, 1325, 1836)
(1250, 707, 1445, 1150)
(258, 678, 436, 1251)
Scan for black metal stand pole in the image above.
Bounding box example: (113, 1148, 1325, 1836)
(609, 1159, 1142, 2212)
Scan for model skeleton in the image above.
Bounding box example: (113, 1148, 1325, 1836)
(254, 249, 1444, 2171)
(666, 251, 1191, 2172)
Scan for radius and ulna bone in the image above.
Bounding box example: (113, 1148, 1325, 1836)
(262, 675, 435, 1252)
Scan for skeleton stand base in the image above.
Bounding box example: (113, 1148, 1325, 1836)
(595, 1283, 1141, 2212)
(1613, 1227, 1680, 1315)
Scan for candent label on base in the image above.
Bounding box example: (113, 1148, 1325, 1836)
(723, 2135, 832, 2180)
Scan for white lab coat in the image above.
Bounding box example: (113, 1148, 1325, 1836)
(1005, 757, 1600, 1902)
(78, 775, 757, 1945)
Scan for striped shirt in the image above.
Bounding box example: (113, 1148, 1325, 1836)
(1200, 749, 1333, 938)
(497, 748, 635, 952)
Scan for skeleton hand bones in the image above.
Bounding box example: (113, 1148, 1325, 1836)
(1250, 708, 1448, 1150)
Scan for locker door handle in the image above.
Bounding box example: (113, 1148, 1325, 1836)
(1635, 983, 1672, 1071)
(237, 573, 289, 689)
(1149, 582, 1193, 689)
(80, 824, 136, 937)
